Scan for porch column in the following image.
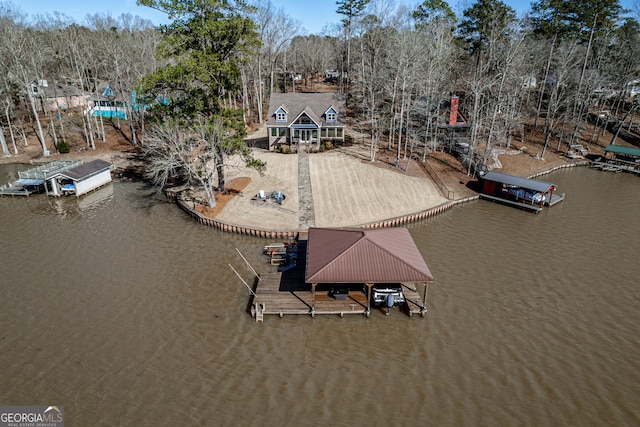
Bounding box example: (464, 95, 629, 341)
(49, 178, 60, 197)
(422, 282, 429, 315)
(366, 283, 373, 317)
(311, 283, 316, 317)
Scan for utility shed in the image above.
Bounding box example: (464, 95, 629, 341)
(480, 171, 564, 212)
(53, 159, 112, 197)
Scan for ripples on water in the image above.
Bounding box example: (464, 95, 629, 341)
(0, 166, 638, 426)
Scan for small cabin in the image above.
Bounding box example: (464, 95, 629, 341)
(479, 171, 565, 213)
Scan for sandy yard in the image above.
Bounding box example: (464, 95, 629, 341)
(309, 145, 447, 227)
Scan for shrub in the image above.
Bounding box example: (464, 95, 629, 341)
(57, 140, 71, 154)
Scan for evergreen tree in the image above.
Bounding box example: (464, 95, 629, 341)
(412, 0, 456, 28)
(137, 0, 264, 199)
(458, 0, 516, 58)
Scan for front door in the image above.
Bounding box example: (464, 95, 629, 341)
(300, 129, 311, 143)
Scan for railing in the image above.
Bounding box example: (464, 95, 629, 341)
(421, 158, 456, 200)
(18, 160, 82, 180)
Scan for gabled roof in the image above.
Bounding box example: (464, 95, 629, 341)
(56, 159, 112, 181)
(605, 144, 640, 157)
(267, 93, 346, 127)
(325, 106, 338, 115)
(305, 227, 434, 284)
(94, 82, 124, 101)
(292, 106, 322, 126)
(482, 171, 555, 193)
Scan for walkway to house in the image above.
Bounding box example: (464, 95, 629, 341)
(215, 124, 449, 232)
(297, 151, 315, 230)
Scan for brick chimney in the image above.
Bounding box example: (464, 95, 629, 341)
(449, 96, 459, 126)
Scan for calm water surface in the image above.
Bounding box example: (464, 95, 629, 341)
(0, 165, 638, 426)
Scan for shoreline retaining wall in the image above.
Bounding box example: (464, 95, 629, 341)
(167, 160, 587, 239)
(167, 190, 478, 239)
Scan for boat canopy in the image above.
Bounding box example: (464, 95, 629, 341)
(481, 171, 555, 193)
(604, 145, 640, 158)
(15, 178, 44, 185)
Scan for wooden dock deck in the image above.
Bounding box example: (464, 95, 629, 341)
(251, 240, 428, 321)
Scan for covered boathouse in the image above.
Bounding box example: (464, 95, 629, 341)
(251, 227, 435, 322)
(50, 159, 113, 197)
(479, 171, 565, 213)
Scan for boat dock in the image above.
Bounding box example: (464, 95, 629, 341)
(0, 160, 81, 197)
(251, 239, 429, 321)
(479, 171, 565, 213)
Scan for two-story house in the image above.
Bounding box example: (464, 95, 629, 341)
(266, 93, 346, 152)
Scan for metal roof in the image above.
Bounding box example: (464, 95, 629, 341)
(305, 227, 434, 284)
(481, 171, 555, 193)
(15, 178, 44, 185)
(56, 159, 112, 181)
(604, 144, 640, 157)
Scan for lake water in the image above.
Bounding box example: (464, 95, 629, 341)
(0, 165, 638, 426)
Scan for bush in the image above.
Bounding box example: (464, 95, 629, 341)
(325, 141, 334, 150)
(280, 144, 290, 154)
(57, 140, 71, 154)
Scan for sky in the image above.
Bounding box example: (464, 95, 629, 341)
(16, 0, 639, 34)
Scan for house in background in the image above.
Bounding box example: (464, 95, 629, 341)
(86, 82, 128, 120)
(266, 93, 346, 152)
(28, 80, 90, 112)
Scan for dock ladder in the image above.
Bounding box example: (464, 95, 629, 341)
(255, 303, 265, 323)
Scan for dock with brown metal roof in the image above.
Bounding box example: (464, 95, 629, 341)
(251, 273, 428, 321)
(250, 233, 431, 321)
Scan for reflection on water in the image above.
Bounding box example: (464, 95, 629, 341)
(0, 165, 638, 426)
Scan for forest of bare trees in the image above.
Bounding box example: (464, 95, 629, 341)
(1, 0, 639, 183)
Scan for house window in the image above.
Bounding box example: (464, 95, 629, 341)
(271, 127, 287, 137)
(276, 112, 286, 122)
(326, 112, 336, 122)
(321, 127, 343, 138)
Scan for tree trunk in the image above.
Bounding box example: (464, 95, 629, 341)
(27, 90, 48, 155)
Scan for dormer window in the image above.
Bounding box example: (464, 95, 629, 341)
(275, 106, 288, 122)
(325, 107, 338, 123)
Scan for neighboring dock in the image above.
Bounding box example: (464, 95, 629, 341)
(479, 171, 565, 213)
